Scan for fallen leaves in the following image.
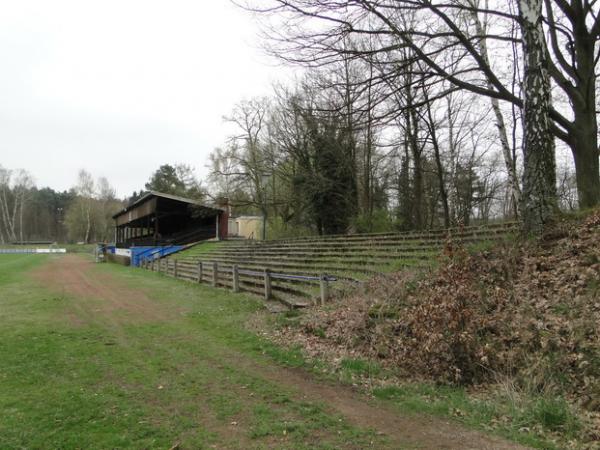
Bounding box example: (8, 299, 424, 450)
(269, 211, 600, 418)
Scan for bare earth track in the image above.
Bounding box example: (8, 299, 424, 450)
(32, 254, 182, 324)
(31, 255, 526, 449)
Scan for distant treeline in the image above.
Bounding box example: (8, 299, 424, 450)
(0, 164, 208, 245)
(0, 167, 124, 244)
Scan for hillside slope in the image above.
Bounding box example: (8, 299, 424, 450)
(267, 211, 600, 446)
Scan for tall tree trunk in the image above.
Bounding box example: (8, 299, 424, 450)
(423, 88, 450, 228)
(570, 5, 599, 208)
(545, 0, 600, 209)
(518, 0, 557, 233)
(446, 96, 459, 225)
(571, 106, 599, 209)
(1, 188, 17, 242)
(84, 202, 91, 244)
(363, 63, 374, 227)
(342, 49, 360, 220)
(406, 83, 423, 230)
(19, 193, 24, 244)
(469, 3, 521, 217)
(398, 145, 412, 229)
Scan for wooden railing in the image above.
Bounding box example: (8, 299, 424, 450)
(139, 257, 335, 306)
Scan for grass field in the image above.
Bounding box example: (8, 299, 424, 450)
(0, 254, 523, 449)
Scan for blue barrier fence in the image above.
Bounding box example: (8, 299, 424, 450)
(131, 245, 184, 267)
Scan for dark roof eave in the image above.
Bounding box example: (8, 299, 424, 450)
(112, 191, 224, 219)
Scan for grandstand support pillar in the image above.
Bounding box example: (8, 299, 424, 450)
(154, 213, 159, 245)
(264, 269, 272, 300)
(232, 265, 240, 293)
(212, 262, 218, 287)
(319, 275, 329, 305)
(197, 261, 203, 283)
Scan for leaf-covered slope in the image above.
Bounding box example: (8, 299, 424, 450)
(273, 212, 600, 405)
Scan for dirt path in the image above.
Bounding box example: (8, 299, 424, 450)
(32, 254, 183, 325)
(225, 357, 524, 450)
(32, 255, 527, 449)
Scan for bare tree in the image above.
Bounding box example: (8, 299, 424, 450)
(0, 167, 34, 243)
(73, 169, 95, 244)
(467, 1, 521, 217)
(242, 0, 600, 225)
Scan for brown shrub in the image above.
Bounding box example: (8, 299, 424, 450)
(277, 211, 600, 406)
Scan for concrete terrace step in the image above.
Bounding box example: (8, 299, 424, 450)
(193, 238, 472, 256)
(177, 253, 435, 267)
(156, 221, 516, 310)
(177, 260, 375, 277)
(212, 243, 444, 254)
(208, 246, 442, 258)
(216, 231, 513, 252)
(261, 222, 518, 243)
(170, 256, 427, 279)
(218, 222, 517, 247)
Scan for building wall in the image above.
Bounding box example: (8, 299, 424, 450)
(228, 219, 239, 236)
(235, 216, 263, 239)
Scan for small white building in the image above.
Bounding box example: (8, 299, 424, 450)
(228, 216, 264, 239)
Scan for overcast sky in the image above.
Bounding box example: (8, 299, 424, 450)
(0, 0, 287, 197)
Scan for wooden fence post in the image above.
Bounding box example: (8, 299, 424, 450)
(173, 259, 178, 278)
(320, 275, 329, 305)
(197, 261, 203, 283)
(151, 259, 155, 272)
(212, 262, 218, 287)
(232, 265, 240, 293)
(264, 269, 272, 300)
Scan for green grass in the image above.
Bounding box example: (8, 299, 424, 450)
(369, 384, 581, 449)
(267, 303, 579, 449)
(0, 254, 390, 449)
(0, 253, 49, 284)
(175, 240, 228, 259)
(340, 358, 381, 377)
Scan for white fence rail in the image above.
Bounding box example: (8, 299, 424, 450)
(0, 248, 66, 254)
